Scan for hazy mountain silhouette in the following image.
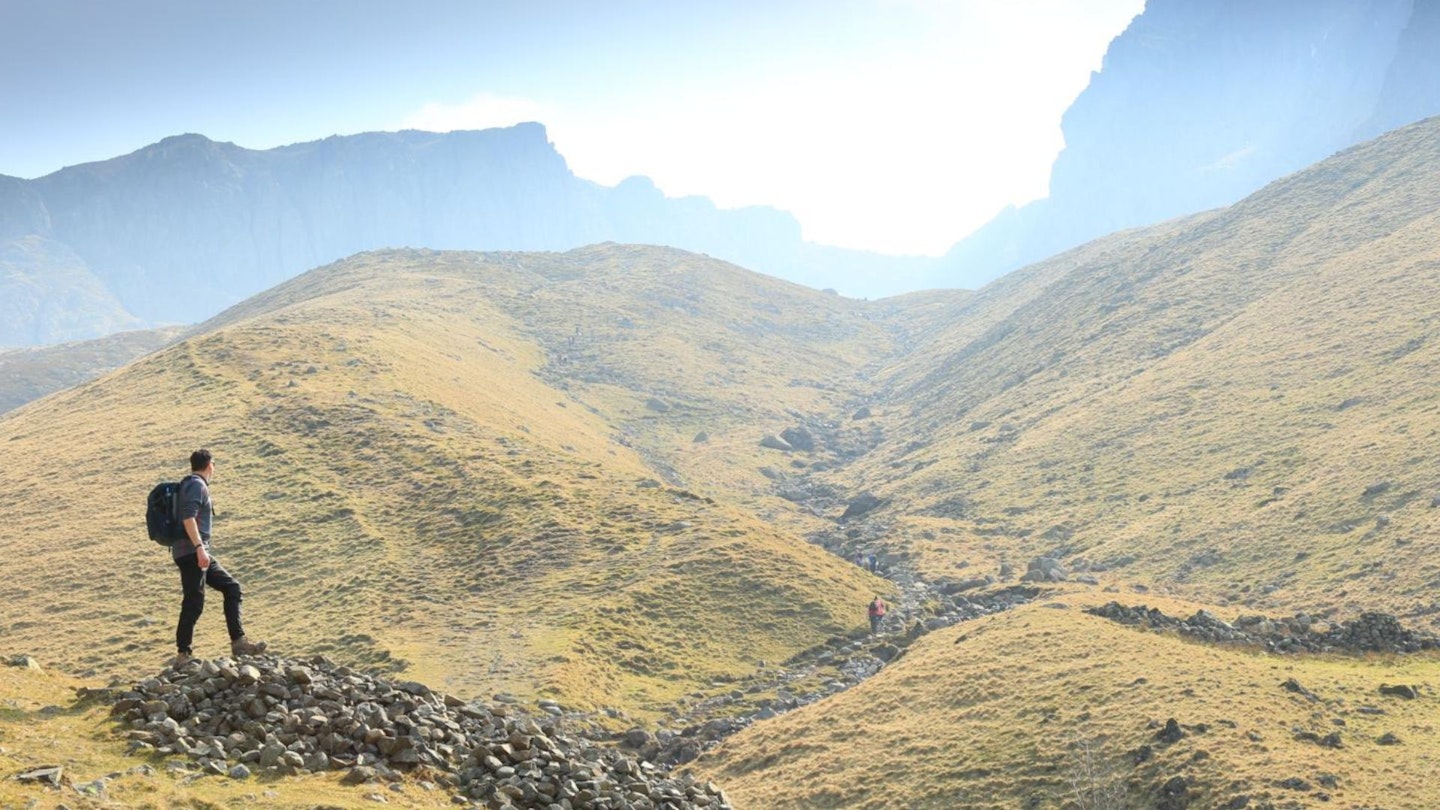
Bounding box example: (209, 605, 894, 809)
(0, 124, 929, 346)
(935, 0, 1440, 288)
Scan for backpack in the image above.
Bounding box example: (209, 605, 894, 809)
(146, 475, 198, 546)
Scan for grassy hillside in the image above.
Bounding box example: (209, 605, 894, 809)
(6, 118, 1440, 809)
(698, 591, 1440, 809)
(829, 116, 1440, 620)
(0, 245, 889, 718)
(0, 325, 184, 414)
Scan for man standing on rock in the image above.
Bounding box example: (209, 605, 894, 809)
(868, 594, 887, 634)
(173, 449, 266, 665)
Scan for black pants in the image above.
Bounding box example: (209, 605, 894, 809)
(870, 615, 883, 633)
(175, 554, 245, 654)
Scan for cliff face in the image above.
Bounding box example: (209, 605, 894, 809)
(936, 0, 1440, 288)
(0, 125, 927, 346)
(1363, 0, 1440, 137)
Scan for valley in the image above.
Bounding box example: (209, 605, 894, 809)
(3, 116, 1440, 810)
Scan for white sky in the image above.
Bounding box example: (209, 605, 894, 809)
(1, 0, 1143, 257)
(401, 1, 1143, 255)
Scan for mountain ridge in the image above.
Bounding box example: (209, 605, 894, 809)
(0, 125, 932, 347)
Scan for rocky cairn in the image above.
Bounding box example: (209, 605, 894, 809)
(110, 654, 730, 809)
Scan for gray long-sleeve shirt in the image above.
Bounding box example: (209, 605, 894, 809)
(172, 474, 212, 560)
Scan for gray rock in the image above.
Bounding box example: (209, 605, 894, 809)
(228, 764, 252, 779)
(779, 427, 816, 452)
(759, 435, 793, 452)
(1380, 683, 1419, 699)
(645, 397, 672, 413)
(1156, 718, 1185, 744)
(872, 644, 900, 663)
(7, 655, 42, 671)
(841, 492, 885, 520)
(1158, 775, 1189, 810)
(621, 728, 654, 749)
(343, 766, 378, 785)
(16, 766, 62, 785)
(1021, 557, 1067, 583)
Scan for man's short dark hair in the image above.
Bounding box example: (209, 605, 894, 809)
(190, 448, 213, 471)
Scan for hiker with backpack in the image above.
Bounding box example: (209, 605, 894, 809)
(154, 449, 266, 665)
(867, 594, 887, 634)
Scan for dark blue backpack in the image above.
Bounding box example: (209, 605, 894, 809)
(146, 475, 198, 546)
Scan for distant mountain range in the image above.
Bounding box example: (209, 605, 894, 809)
(0, 125, 931, 346)
(4, 0, 1439, 347)
(935, 0, 1440, 287)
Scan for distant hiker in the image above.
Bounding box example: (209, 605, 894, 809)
(172, 449, 266, 665)
(867, 553, 879, 574)
(868, 595, 888, 634)
(853, 550, 865, 568)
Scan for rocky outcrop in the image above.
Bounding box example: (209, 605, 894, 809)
(110, 654, 730, 809)
(1088, 603, 1439, 655)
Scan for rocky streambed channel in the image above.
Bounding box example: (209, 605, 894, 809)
(641, 578, 1041, 766)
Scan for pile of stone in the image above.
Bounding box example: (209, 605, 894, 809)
(110, 654, 730, 809)
(1087, 603, 1439, 655)
(1314, 611, 1437, 654)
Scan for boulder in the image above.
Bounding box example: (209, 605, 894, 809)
(1158, 775, 1189, 810)
(759, 435, 794, 452)
(841, 492, 885, 520)
(15, 766, 62, 785)
(1155, 718, 1185, 744)
(779, 427, 816, 452)
(1021, 557, 1067, 583)
(1380, 683, 1419, 699)
(7, 655, 42, 671)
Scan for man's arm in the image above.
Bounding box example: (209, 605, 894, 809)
(177, 481, 211, 569)
(182, 516, 211, 569)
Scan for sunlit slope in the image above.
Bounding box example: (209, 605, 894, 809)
(0, 325, 184, 414)
(0, 245, 883, 713)
(699, 593, 1440, 810)
(836, 116, 1440, 618)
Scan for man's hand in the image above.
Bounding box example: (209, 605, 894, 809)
(196, 546, 211, 571)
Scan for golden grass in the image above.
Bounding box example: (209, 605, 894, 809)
(0, 246, 885, 718)
(0, 326, 184, 414)
(833, 117, 1440, 620)
(697, 591, 1440, 809)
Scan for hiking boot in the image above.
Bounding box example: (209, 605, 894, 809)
(230, 636, 267, 656)
(171, 652, 193, 668)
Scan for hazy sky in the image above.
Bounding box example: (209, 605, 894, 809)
(0, 0, 1142, 256)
